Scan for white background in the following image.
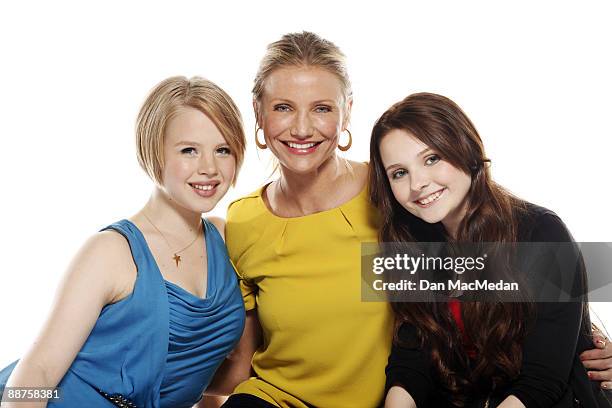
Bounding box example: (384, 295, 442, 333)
(1, 1, 611, 366)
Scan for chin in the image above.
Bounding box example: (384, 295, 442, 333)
(407, 209, 443, 225)
(174, 196, 218, 215)
(284, 157, 331, 174)
(283, 163, 319, 175)
(193, 204, 218, 215)
(422, 216, 444, 225)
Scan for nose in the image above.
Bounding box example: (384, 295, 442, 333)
(290, 110, 314, 139)
(410, 170, 430, 192)
(198, 151, 219, 177)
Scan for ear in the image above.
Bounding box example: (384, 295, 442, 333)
(343, 97, 354, 130)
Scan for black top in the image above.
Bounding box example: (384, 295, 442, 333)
(385, 204, 611, 407)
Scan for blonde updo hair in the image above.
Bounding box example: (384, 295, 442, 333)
(136, 76, 245, 185)
(253, 31, 353, 107)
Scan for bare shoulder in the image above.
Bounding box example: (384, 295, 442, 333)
(79, 230, 134, 266)
(206, 216, 226, 241)
(67, 230, 137, 303)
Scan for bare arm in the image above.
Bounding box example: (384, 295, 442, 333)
(1, 231, 134, 408)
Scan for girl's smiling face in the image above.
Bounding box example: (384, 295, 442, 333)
(161, 106, 236, 214)
(379, 128, 472, 238)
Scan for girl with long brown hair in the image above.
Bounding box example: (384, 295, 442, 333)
(369, 93, 610, 407)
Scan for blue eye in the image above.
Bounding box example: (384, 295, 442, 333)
(391, 169, 408, 180)
(315, 105, 332, 113)
(181, 147, 197, 156)
(425, 154, 440, 165)
(216, 147, 231, 156)
(273, 104, 291, 112)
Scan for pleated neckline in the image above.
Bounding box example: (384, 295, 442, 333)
(256, 180, 369, 221)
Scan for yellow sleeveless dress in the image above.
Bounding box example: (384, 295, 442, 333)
(226, 183, 393, 408)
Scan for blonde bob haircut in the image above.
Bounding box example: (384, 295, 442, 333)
(136, 76, 245, 186)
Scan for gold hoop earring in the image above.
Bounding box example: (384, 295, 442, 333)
(255, 127, 267, 149)
(338, 129, 352, 152)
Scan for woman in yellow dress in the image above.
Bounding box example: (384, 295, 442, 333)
(205, 31, 392, 408)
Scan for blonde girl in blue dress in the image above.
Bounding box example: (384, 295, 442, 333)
(0, 76, 246, 407)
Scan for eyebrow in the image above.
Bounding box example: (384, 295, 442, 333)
(383, 148, 434, 171)
(418, 147, 433, 157)
(384, 163, 401, 171)
(270, 99, 338, 105)
(174, 141, 201, 147)
(311, 99, 337, 105)
(270, 99, 293, 104)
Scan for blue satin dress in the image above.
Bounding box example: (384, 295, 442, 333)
(0, 219, 245, 407)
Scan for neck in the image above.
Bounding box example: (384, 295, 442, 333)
(443, 220, 460, 241)
(277, 155, 346, 210)
(139, 188, 202, 236)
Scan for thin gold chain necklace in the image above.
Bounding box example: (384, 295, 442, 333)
(143, 212, 202, 268)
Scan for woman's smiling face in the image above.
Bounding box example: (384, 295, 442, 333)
(379, 128, 471, 237)
(256, 66, 350, 175)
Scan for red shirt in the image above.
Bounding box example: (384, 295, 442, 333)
(449, 299, 477, 358)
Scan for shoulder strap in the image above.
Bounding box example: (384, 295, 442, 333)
(100, 220, 165, 288)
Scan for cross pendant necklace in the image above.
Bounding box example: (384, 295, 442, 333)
(173, 254, 182, 267)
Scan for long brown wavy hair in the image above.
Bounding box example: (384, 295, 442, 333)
(369, 93, 534, 406)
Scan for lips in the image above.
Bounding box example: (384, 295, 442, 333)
(414, 188, 445, 208)
(281, 140, 323, 155)
(189, 181, 220, 198)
